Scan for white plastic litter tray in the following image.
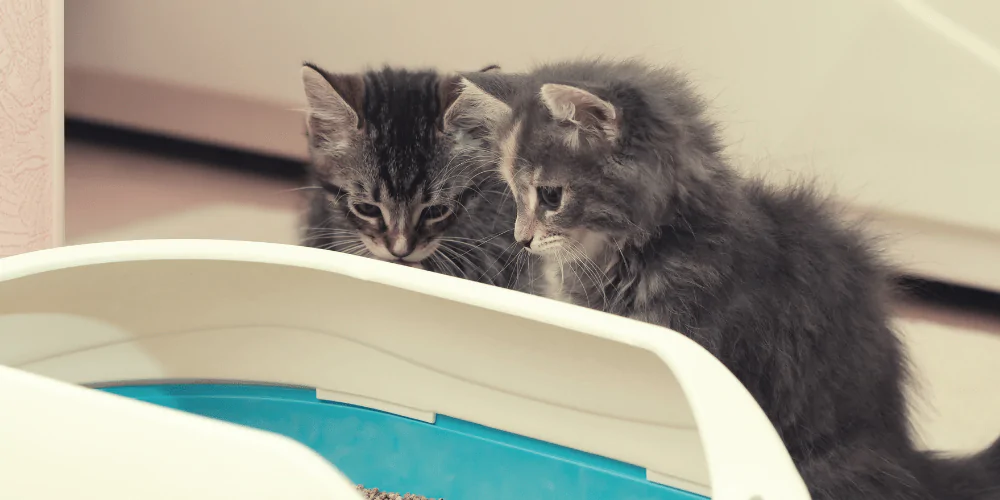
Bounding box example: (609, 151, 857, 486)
(0, 239, 810, 500)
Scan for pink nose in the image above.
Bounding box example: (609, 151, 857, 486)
(388, 235, 411, 258)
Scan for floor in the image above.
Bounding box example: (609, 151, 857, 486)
(66, 138, 1000, 457)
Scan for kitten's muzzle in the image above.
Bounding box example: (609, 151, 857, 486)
(518, 237, 534, 249)
(386, 233, 415, 258)
(388, 247, 411, 258)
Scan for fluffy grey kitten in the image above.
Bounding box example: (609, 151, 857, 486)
(458, 59, 1000, 500)
(299, 63, 532, 289)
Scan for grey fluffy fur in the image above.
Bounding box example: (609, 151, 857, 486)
(300, 64, 532, 290)
(465, 59, 1000, 500)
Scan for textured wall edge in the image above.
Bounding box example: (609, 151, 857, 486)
(0, 0, 64, 257)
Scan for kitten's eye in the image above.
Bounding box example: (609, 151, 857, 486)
(421, 204, 451, 222)
(352, 203, 381, 218)
(537, 186, 563, 210)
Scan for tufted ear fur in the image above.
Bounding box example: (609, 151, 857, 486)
(301, 64, 364, 156)
(443, 78, 512, 134)
(539, 83, 619, 146)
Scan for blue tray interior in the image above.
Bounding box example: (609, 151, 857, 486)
(101, 384, 705, 500)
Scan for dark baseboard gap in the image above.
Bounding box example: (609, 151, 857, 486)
(896, 276, 1000, 317)
(66, 119, 308, 183)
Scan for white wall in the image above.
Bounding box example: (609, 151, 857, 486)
(65, 0, 1000, 289)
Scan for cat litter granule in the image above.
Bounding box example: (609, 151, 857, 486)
(356, 485, 441, 500)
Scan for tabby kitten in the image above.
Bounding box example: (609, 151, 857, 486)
(300, 64, 530, 289)
(458, 59, 1000, 500)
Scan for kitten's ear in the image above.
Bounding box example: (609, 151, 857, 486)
(437, 74, 463, 132)
(539, 83, 619, 144)
(442, 77, 512, 134)
(301, 64, 364, 155)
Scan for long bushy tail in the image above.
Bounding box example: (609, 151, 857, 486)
(919, 435, 1000, 500)
(982, 437, 1000, 495)
(987, 436, 1000, 473)
(800, 437, 1000, 500)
